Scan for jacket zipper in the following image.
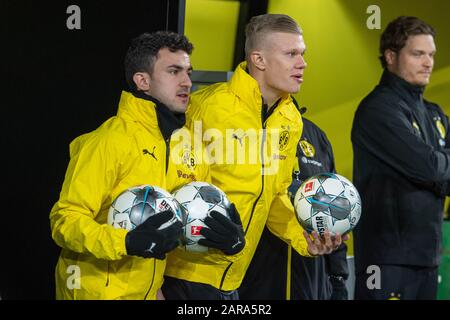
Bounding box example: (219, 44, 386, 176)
(140, 135, 168, 299)
(142, 137, 169, 298)
(245, 105, 267, 234)
(219, 102, 267, 290)
(165, 137, 170, 174)
(105, 262, 110, 286)
(144, 259, 157, 299)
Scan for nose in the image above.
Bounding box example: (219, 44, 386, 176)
(297, 55, 307, 69)
(423, 54, 433, 68)
(181, 72, 192, 89)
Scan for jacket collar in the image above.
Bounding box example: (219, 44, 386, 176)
(117, 91, 185, 141)
(229, 62, 292, 110)
(380, 69, 425, 102)
(229, 62, 262, 106)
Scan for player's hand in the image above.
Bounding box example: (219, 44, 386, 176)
(304, 230, 349, 256)
(125, 210, 182, 260)
(156, 289, 165, 300)
(199, 203, 246, 255)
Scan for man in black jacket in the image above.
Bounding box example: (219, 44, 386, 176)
(352, 16, 449, 300)
(239, 112, 349, 300)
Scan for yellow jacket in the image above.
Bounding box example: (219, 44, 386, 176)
(165, 62, 311, 291)
(50, 91, 209, 299)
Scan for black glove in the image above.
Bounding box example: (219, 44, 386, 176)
(198, 203, 246, 255)
(329, 275, 348, 300)
(125, 210, 182, 260)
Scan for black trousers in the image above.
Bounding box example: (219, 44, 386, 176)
(239, 227, 333, 300)
(355, 264, 438, 300)
(162, 276, 239, 300)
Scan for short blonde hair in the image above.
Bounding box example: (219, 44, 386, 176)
(245, 14, 302, 60)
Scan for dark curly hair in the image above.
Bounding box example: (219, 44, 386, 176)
(124, 31, 193, 91)
(379, 16, 435, 68)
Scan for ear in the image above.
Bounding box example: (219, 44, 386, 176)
(132, 72, 151, 91)
(249, 51, 266, 71)
(384, 49, 397, 67)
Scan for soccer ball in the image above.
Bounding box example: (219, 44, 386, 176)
(172, 181, 232, 253)
(293, 173, 361, 236)
(107, 185, 182, 231)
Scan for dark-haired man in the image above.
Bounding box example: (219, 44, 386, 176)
(50, 31, 223, 299)
(352, 16, 449, 300)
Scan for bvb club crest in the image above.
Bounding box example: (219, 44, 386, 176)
(279, 130, 290, 151)
(387, 292, 401, 300)
(412, 120, 421, 136)
(299, 139, 315, 158)
(435, 118, 446, 139)
(181, 147, 197, 170)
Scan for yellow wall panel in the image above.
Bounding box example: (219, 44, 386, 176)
(185, 0, 239, 71)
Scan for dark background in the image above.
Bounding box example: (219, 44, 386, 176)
(1, 0, 184, 300)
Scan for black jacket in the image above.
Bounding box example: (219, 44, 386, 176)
(239, 116, 348, 300)
(290, 117, 348, 299)
(352, 70, 450, 272)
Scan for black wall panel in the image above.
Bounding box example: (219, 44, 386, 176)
(1, 0, 184, 299)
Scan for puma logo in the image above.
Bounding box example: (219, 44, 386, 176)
(145, 242, 156, 253)
(232, 133, 246, 146)
(143, 146, 157, 160)
(231, 238, 242, 249)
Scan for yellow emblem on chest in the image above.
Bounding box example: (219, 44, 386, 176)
(435, 119, 446, 139)
(300, 140, 315, 158)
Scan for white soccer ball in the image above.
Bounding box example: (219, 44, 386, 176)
(293, 173, 361, 236)
(172, 181, 232, 253)
(107, 185, 182, 231)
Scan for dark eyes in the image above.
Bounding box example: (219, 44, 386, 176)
(169, 69, 192, 77)
(288, 51, 305, 57)
(412, 52, 435, 58)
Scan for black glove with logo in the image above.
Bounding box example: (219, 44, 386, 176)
(198, 203, 246, 255)
(329, 275, 348, 300)
(125, 210, 182, 260)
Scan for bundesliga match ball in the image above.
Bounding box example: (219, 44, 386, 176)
(172, 181, 232, 253)
(293, 173, 361, 236)
(107, 185, 182, 231)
